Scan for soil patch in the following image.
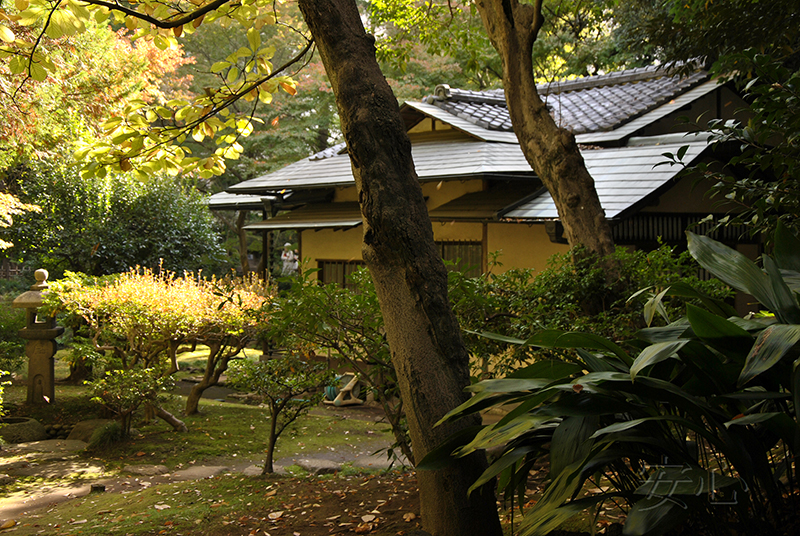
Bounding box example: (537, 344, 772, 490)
(202, 471, 422, 536)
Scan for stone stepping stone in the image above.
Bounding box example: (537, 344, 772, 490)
(295, 458, 340, 475)
(123, 464, 169, 476)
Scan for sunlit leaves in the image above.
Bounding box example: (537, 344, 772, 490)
(0, 24, 15, 42)
(3, 0, 301, 178)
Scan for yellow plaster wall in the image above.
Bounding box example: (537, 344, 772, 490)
(642, 174, 738, 214)
(422, 179, 483, 210)
(301, 227, 363, 265)
(487, 223, 569, 275)
(333, 186, 358, 202)
(407, 117, 454, 134)
(432, 221, 482, 241)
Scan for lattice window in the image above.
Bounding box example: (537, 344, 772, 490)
(318, 260, 366, 288)
(437, 241, 482, 278)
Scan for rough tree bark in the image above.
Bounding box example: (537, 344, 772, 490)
(475, 0, 616, 259)
(296, 0, 503, 534)
(184, 336, 247, 415)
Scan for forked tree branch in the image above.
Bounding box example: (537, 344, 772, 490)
(84, 0, 236, 29)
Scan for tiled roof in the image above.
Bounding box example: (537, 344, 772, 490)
(501, 138, 709, 220)
(228, 139, 538, 194)
(425, 66, 709, 135)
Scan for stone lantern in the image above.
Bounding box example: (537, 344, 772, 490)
(12, 269, 64, 404)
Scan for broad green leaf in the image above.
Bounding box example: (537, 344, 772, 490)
(258, 90, 273, 104)
(9, 56, 27, 75)
(436, 390, 512, 425)
(526, 330, 633, 365)
(415, 425, 484, 470)
(468, 445, 535, 494)
(192, 126, 205, 142)
(637, 320, 692, 344)
(454, 414, 553, 456)
(643, 287, 670, 326)
(576, 348, 618, 372)
(763, 255, 800, 324)
(466, 329, 525, 345)
(630, 340, 688, 380)
(521, 495, 609, 536)
(29, 61, 47, 82)
(466, 377, 553, 394)
(541, 391, 638, 417)
(495, 391, 563, 427)
(687, 231, 772, 302)
(623, 496, 689, 536)
(210, 61, 230, 73)
(664, 281, 738, 318)
(247, 27, 261, 50)
(738, 324, 800, 386)
(686, 304, 753, 359)
(550, 416, 598, 477)
(0, 25, 15, 43)
(724, 412, 781, 427)
(153, 34, 169, 51)
(506, 360, 582, 380)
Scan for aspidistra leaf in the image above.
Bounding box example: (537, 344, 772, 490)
(630, 340, 689, 380)
(738, 324, 800, 386)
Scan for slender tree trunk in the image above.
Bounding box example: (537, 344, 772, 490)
(262, 407, 279, 475)
(475, 0, 616, 260)
(152, 404, 189, 432)
(296, 1, 503, 534)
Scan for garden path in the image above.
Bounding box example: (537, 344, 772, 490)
(0, 403, 403, 527)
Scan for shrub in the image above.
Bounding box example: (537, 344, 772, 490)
(227, 353, 334, 474)
(264, 267, 412, 463)
(427, 224, 800, 535)
(45, 267, 269, 418)
(87, 368, 175, 436)
(2, 161, 229, 278)
(0, 301, 26, 374)
(449, 245, 731, 378)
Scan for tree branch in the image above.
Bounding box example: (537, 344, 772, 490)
(83, 0, 236, 29)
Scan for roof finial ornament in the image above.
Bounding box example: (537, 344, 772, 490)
(434, 84, 451, 100)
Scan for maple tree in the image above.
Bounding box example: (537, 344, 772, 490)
(0, 16, 192, 170)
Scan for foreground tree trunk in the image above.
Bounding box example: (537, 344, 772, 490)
(296, 1, 503, 534)
(475, 0, 616, 259)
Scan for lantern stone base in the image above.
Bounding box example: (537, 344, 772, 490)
(25, 339, 57, 405)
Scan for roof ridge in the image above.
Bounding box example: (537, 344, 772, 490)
(537, 65, 675, 95)
(426, 64, 706, 104)
(429, 84, 507, 105)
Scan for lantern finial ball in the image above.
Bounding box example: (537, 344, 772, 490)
(34, 269, 49, 283)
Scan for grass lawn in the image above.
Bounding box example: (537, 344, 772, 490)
(1, 350, 424, 535)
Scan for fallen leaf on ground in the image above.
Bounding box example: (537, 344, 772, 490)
(403, 512, 417, 522)
(354, 522, 374, 533)
(361, 514, 376, 522)
(268, 511, 284, 520)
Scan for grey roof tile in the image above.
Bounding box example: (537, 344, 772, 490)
(429, 68, 709, 135)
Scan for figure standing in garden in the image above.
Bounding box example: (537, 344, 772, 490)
(281, 243, 298, 275)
